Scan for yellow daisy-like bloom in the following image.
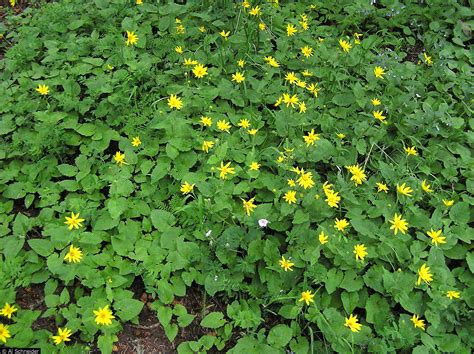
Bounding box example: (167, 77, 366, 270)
(199, 26, 206, 33)
(282, 93, 299, 108)
(167, 94, 183, 110)
(376, 182, 389, 193)
(0, 324, 11, 344)
(339, 39, 352, 52)
(396, 183, 413, 197)
(64, 245, 83, 263)
(279, 256, 294, 271)
(248, 128, 258, 135)
(446, 290, 460, 300)
(242, 0, 250, 9)
(405, 146, 418, 156)
(416, 263, 433, 286)
(125, 31, 138, 46)
(285, 72, 298, 84)
(325, 191, 341, 208)
(131, 136, 141, 147)
(36, 84, 49, 95)
(389, 213, 408, 235)
(200, 116, 212, 127)
(306, 83, 320, 97)
(373, 110, 386, 122)
(296, 79, 306, 88)
(354, 32, 363, 44)
(302, 70, 313, 77)
(344, 314, 362, 332)
(192, 64, 208, 78)
(371, 98, 381, 106)
(264, 56, 280, 68)
(298, 102, 307, 113)
(64, 212, 85, 230)
(303, 129, 320, 146)
(94, 305, 115, 326)
(421, 180, 433, 193)
(334, 218, 350, 232)
(238, 118, 250, 129)
(52, 327, 72, 345)
(136, 0, 143, 4)
(0, 303, 18, 319)
(217, 119, 231, 133)
(354, 244, 368, 261)
(249, 5, 261, 16)
(237, 59, 245, 68)
(322, 181, 333, 194)
(113, 151, 126, 166)
(217, 161, 235, 180)
(423, 52, 433, 65)
(175, 46, 183, 54)
(249, 162, 260, 171)
(283, 190, 297, 204)
(442, 199, 454, 207)
(176, 24, 185, 34)
(300, 46, 313, 58)
(346, 165, 367, 186)
(336, 133, 345, 139)
(220, 30, 230, 40)
(411, 314, 426, 330)
(258, 22, 266, 30)
(10, 0, 16, 7)
(231, 72, 245, 83)
(184, 58, 198, 66)
(286, 23, 297, 36)
(297, 170, 315, 189)
(319, 231, 328, 244)
(426, 229, 446, 246)
(180, 182, 195, 195)
(374, 66, 386, 79)
(287, 179, 296, 187)
(298, 290, 315, 306)
(241, 197, 257, 216)
(202, 140, 214, 153)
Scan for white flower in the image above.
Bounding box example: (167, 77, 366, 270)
(258, 219, 269, 228)
(205, 230, 212, 237)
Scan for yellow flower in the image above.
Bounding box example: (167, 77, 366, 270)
(249, 5, 261, 16)
(411, 314, 426, 330)
(346, 165, 367, 185)
(354, 244, 367, 261)
(297, 170, 315, 189)
(113, 151, 126, 166)
(192, 64, 208, 78)
(52, 327, 72, 345)
(176, 24, 185, 34)
(282, 93, 299, 108)
(322, 181, 333, 194)
(416, 263, 433, 286)
(200, 116, 212, 127)
(167, 94, 183, 110)
(175, 46, 183, 54)
(0, 324, 11, 344)
(0, 303, 18, 319)
(202, 140, 214, 153)
(287, 179, 296, 187)
(339, 39, 352, 52)
(301, 46, 313, 58)
(371, 98, 381, 106)
(306, 83, 320, 97)
(242, 0, 250, 9)
(303, 129, 320, 146)
(344, 314, 362, 332)
(264, 56, 280, 68)
(354, 32, 363, 44)
(36, 84, 49, 95)
(298, 102, 307, 113)
(423, 52, 433, 65)
(180, 182, 195, 195)
(319, 231, 329, 244)
(426, 229, 446, 246)
(279, 256, 294, 271)
(248, 128, 258, 135)
(249, 162, 260, 171)
(405, 146, 418, 156)
(217, 120, 231, 133)
(325, 191, 341, 208)
(374, 66, 386, 79)
(334, 218, 350, 232)
(242, 197, 257, 216)
(238, 118, 250, 129)
(298, 290, 315, 306)
(376, 182, 389, 193)
(421, 180, 433, 193)
(64, 212, 85, 230)
(443, 199, 454, 207)
(232, 72, 245, 83)
(446, 290, 460, 300)
(64, 245, 83, 263)
(302, 70, 313, 77)
(299, 20, 309, 31)
(389, 213, 409, 235)
(286, 23, 298, 36)
(9, 0, 15, 6)
(217, 161, 235, 180)
(183, 58, 198, 66)
(397, 183, 413, 197)
(237, 59, 245, 68)
(259, 22, 266, 30)
(336, 133, 346, 139)
(283, 190, 297, 204)
(131, 136, 141, 147)
(199, 26, 206, 33)
(285, 72, 298, 84)
(373, 110, 386, 122)
(219, 30, 230, 40)
(125, 31, 138, 46)
(94, 305, 115, 326)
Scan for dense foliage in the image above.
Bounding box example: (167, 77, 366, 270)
(0, 0, 472, 352)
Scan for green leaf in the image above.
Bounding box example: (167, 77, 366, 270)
(200, 312, 226, 329)
(115, 298, 144, 321)
(28, 239, 54, 257)
(267, 324, 292, 348)
(57, 164, 77, 177)
(157, 279, 174, 304)
(449, 202, 470, 224)
(150, 210, 176, 232)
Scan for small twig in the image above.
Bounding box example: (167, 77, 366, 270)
(130, 322, 162, 330)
